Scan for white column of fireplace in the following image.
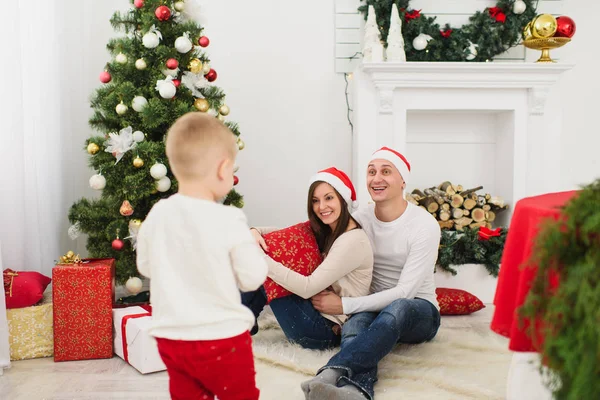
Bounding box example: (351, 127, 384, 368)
(351, 62, 573, 223)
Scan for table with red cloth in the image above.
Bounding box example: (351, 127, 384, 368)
(490, 190, 578, 352)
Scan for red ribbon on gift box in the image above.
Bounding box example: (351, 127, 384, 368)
(121, 305, 152, 363)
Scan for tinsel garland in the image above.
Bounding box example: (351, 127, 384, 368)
(358, 0, 538, 62)
(519, 180, 600, 400)
(437, 227, 507, 277)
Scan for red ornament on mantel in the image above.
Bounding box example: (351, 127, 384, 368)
(440, 29, 452, 38)
(204, 69, 217, 82)
(134, 0, 144, 9)
(233, 175, 239, 186)
(166, 58, 179, 69)
(172, 79, 181, 87)
(112, 238, 125, 251)
(99, 71, 111, 83)
(555, 16, 576, 38)
(198, 36, 210, 47)
(155, 5, 171, 21)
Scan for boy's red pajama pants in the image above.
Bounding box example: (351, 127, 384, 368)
(156, 331, 259, 400)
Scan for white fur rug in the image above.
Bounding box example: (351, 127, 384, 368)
(252, 309, 511, 400)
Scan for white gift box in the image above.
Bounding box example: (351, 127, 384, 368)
(113, 306, 166, 374)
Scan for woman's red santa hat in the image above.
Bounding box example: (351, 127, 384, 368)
(309, 167, 358, 210)
(370, 146, 411, 185)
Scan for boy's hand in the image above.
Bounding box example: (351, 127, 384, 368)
(250, 228, 269, 252)
(311, 291, 343, 315)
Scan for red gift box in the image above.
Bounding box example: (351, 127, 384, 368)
(52, 258, 116, 362)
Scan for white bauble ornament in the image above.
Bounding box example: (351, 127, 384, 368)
(163, 68, 179, 77)
(412, 34, 431, 51)
(115, 53, 128, 64)
(89, 174, 106, 190)
(175, 35, 193, 53)
(156, 176, 172, 192)
(202, 63, 211, 74)
(116, 102, 128, 115)
(143, 32, 160, 48)
(158, 82, 176, 99)
(125, 277, 143, 295)
(150, 163, 168, 179)
(135, 58, 147, 70)
(132, 96, 148, 112)
(513, 0, 526, 15)
(174, 1, 185, 11)
(465, 41, 479, 61)
(133, 130, 145, 142)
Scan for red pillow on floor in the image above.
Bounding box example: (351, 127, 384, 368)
(436, 287, 485, 315)
(262, 221, 323, 303)
(4, 269, 52, 309)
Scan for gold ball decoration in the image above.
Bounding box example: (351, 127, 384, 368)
(219, 104, 230, 116)
(532, 14, 557, 38)
(133, 156, 144, 168)
(194, 98, 209, 112)
(87, 143, 100, 155)
(66, 250, 75, 259)
(217, 114, 225, 122)
(188, 58, 203, 74)
(129, 219, 142, 230)
(237, 138, 245, 151)
(523, 21, 534, 40)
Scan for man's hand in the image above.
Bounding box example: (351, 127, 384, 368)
(250, 228, 268, 252)
(311, 290, 343, 315)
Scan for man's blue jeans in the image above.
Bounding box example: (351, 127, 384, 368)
(241, 287, 340, 350)
(317, 298, 441, 399)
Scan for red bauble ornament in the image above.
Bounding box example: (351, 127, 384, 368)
(198, 36, 210, 47)
(166, 58, 179, 69)
(172, 79, 181, 87)
(555, 16, 576, 38)
(134, 0, 144, 8)
(204, 69, 217, 82)
(99, 71, 111, 83)
(112, 238, 125, 251)
(233, 175, 239, 186)
(155, 5, 171, 21)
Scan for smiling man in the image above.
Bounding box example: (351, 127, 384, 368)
(303, 147, 442, 400)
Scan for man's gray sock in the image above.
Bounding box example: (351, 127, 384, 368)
(308, 381, 367, 400)
(300, 369, 342, 398)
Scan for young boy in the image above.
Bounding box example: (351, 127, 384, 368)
(137, 112, 268, 400)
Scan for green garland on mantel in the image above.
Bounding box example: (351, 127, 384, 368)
(519, 179, 600, 400)
(358, 0, 538, 61)
(437, 227, 507, 277)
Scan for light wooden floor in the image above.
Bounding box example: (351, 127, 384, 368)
(1, 307, 496, 400)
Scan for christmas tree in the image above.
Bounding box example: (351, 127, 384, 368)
(69, 0, 245, 284)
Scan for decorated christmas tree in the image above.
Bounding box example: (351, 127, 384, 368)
(69, 0, 245, 284)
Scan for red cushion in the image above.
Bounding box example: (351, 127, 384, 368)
(4, 269, 52, 309)
(436, 287, 485, 315)
(262, 222, 323, 303)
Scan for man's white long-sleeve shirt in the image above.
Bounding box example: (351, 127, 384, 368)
(137, 194, 268, 340)
(342, 202, 441, 314)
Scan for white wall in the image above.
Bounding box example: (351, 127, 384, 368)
(62, 0, 597, 256)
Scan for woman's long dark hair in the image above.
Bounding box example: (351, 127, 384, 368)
(307, 181, 361, 256)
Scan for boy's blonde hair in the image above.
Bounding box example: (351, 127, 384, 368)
(166, 112, 237, 181)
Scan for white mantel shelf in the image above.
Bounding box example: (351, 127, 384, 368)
(351, 61, 574, 215)
(362, 62, 574, 89)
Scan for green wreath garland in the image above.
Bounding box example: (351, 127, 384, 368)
(359, 0, 538, 61)
(437, 227, 507, 277)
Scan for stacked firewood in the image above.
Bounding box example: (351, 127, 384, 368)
(406, 181, 508, 231)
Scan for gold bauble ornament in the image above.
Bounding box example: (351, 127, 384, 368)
(217, 114, 225, 122)
(523, 21, 534, 40)
(237, 138, 245, 151)
(219, 104, 230, 116)
(532, 14, 557, 38)
(133, 156, 144, 168)
(188, 58, 203, 74)
(87, 143, 100, 155)
(194, 98, 209, 112)
(66, 250, 74, 259)
(129, 219, 142, 229)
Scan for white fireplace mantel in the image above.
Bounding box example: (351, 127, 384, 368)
(351, 62, 574, 215)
